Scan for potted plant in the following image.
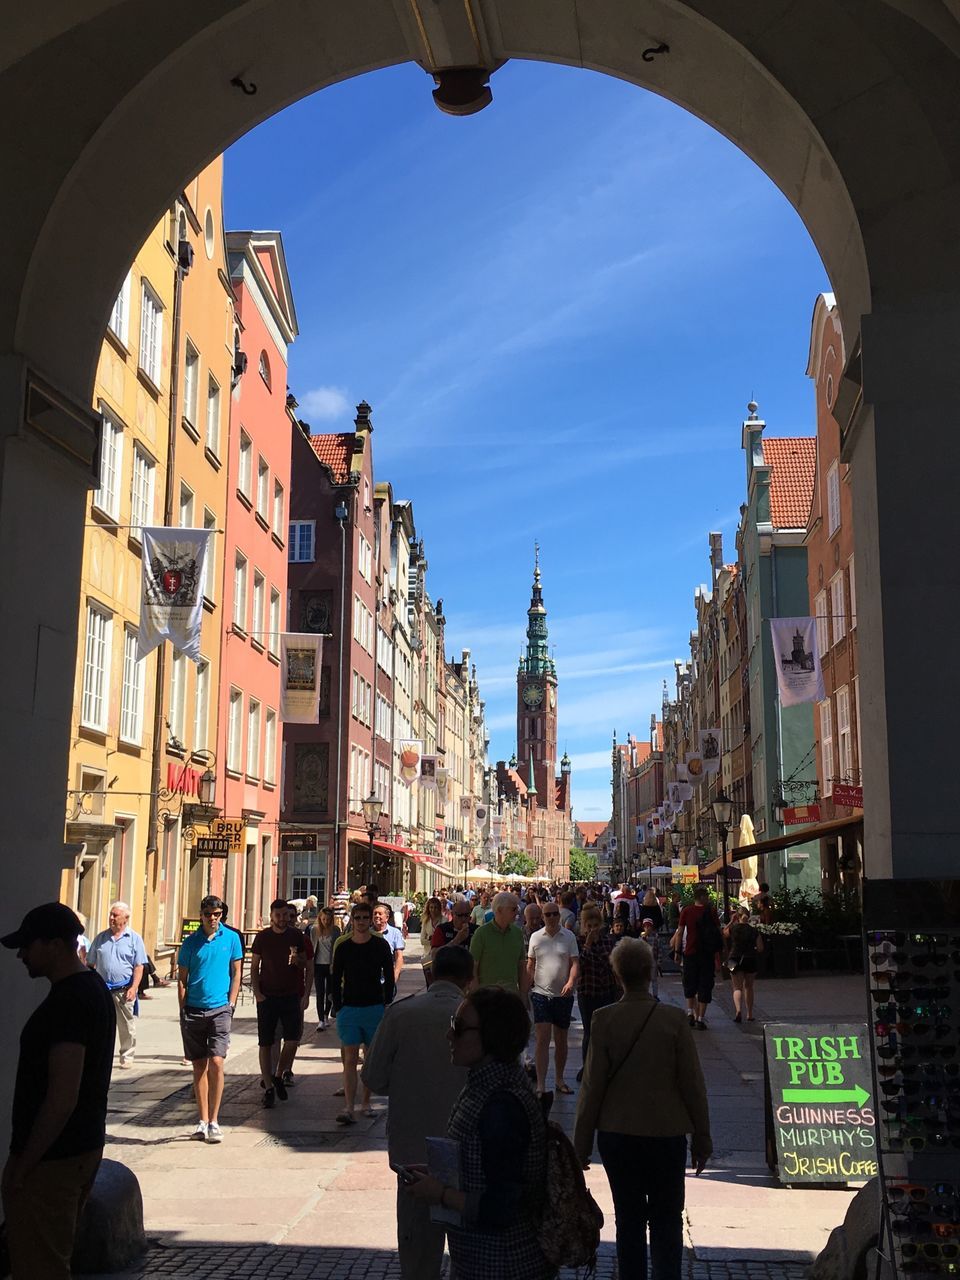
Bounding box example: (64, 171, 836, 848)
(755, 921, 801, 978)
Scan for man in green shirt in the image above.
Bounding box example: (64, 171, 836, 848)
(469, 892, 527, 993)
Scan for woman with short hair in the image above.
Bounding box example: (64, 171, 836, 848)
(407, 986, 555, 1280)
(573, 938, 711, 1280)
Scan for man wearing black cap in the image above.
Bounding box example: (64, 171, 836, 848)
(1, 901, 115, 1280)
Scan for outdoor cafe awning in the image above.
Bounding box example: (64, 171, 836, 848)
(728, 813, 863, 862)
(371, 838, 446, 871)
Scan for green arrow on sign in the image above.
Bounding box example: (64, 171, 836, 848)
(782, 1085, 871, 1106)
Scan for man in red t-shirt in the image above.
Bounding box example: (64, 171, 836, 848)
(671, 886, 721, 1030)
(251, 900, 310, 1108)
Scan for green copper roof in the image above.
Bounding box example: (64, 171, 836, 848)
(527, 752, 538, 795)
(518, 545, 556, 677)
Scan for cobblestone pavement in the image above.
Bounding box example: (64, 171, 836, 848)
(94, 1241, 812, 1279)
(76, 950, 867, 1278)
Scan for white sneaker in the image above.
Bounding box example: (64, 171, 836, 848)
(192, 1121, 208, 1140)
(205, 1122, 223, 1143)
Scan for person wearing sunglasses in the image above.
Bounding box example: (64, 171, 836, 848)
(431, 899, 477, 954)
(176, 895, 243, 1143)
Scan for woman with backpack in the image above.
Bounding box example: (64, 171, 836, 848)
(573, 938, 711, 1279)
(405, 986, 556, 1279)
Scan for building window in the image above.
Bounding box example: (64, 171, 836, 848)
(358, 533, 372, 583)
(109, 273, 131, 346)
(264, 709, 277, 785)
(269, 588, 280, 657)
(819, 698, 834, 798)
(138, 282, 163, 387)
(169, 650, 187, 745)
(853, 676, 862, 779)
(227, 688, 242, 773)
(246, 698, 261, 779)
(95, 407, 124, 522)
(836, 685, 853, 785)
(826, 461, 841, 538)
(81, 603, 112, 732)
(252, 570, 265, 641)
(233, 552, 248, 632)
(193, 658, 209, 753)
(830, 572, 846, 645)
(238, 430, 252, 497)
(814, 589, 828, 659)
(130, 444, 155, 538)
(259, 351, 271, 388)
(288, 521, 315, 562)
(257, 456, 269, 520)
(273, 480, 284, 538)
(118, 627, 144, 744)
(183, 340, 200, 429)
(178, 481, 194, 529)
(848, 557, 857, 629)
(206, 375, 221, 456)
(203, 508, 217, 602)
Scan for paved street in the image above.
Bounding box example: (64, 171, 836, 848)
(81, 950, 867, 1279)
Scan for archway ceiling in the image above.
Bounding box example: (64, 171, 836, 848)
(3, 0, 960, 401)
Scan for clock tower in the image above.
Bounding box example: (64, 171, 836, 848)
(517, 545, 558, 798)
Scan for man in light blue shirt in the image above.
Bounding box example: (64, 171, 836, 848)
(177, 895, 243, 1143)
(87, 900, 147, 1069)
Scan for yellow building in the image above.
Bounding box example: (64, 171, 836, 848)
(64, 210, 177, 944)
(153, 158, 235, 952)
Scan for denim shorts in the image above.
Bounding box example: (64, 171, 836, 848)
(530, 992, 575, 1029)
(336, 1004, 385, 1046)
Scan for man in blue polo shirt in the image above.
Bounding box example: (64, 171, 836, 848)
(177, 895, 242, 1143)
(87, 901, 147, 1069)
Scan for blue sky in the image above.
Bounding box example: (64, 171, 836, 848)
(224, 60, 830, 823)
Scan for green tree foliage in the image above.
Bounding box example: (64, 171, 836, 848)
(568, 848, 598, 882)
(500, 849, 538, 877)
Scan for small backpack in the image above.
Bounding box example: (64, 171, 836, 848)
(537, 1120, 604, 1272)
(698, 907, 723, 954)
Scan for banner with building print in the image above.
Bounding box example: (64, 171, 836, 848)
(699, 728, 721, 775)
(138, 526, 212, 662)
(397, 740, 422, 787)
(770, 616, 826, 707)
(279, 633, 324, 722)
(420, 755, 438, 790)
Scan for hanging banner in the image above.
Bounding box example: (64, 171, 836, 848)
(699, 728, 721, 774)
(435, 767, 450, 805)
(138, 527, 212, 662)
(279, 633, 324, 722)
(460, 796, 473, 816)
(667, 782, 682, 807)
(397, 740, 423, 787)
(420, 755, 438, 790)
(679, 782, 694, 802)
(676, 763, 690, 783)
(685, 752, 706, 783)
(770, 617, 826, 707)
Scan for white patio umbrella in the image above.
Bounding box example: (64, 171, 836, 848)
(464, 866, 497, 881)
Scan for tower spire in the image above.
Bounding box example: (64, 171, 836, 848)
(519, 543, 555, 677)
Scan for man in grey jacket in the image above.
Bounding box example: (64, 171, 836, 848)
(362, 945, 473, 1280)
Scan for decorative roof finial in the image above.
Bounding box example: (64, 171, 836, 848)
(534, 540, 541, 585)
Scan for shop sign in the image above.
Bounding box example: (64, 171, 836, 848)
(832, 784, 863, 809)
(194, 834, 230, 858)
(280, 831, 318, 854)
(180, 917, 201, 941)
(783, 804, 821, 825)
(764, 1023, 876, 1185)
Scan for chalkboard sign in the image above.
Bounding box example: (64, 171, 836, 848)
(764, 1022, 877, 1185)
(180, 917, 201, 942)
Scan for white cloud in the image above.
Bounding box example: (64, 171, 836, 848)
(300, 386, 350, 421)
(569, 750, 615, 773)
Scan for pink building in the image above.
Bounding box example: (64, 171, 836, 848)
(213, 231, 298, 929)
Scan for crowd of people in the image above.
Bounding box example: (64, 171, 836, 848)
(0, 877, 779, 1280)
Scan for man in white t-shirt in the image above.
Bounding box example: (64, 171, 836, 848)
(526, 904, 580, 1096)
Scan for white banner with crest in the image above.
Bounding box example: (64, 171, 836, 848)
(279, 633, 324, 722)
(770, 617, 826, 706)
(138, 527, 212, 662)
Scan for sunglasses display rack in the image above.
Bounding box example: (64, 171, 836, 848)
(863, 879, 960, 1278)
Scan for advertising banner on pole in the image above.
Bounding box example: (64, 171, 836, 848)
(138, 527, 213, 662)
(279, 634, 324, 722)
(397, 740, 423, 787)
(420, 755, 438, 790)
(770, 617, 826, 706)
(699, 729, 721, 774)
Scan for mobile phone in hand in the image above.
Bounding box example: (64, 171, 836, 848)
(390, 1163, 416, 1185)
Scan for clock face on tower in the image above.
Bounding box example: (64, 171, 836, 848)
(549, 688, 556, 709)
(522, 683, 544, 708)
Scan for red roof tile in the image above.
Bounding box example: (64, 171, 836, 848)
(761, 437, 816, 529)
(578, 821, 609, 845)
(308, 433, 353, 483)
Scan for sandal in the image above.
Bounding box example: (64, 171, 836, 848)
(335, 1110, 356, 1125)
(363, 1107, 376, 1117)
(333, 1086, 345, 1096)
(555, 1081, 573, 1095)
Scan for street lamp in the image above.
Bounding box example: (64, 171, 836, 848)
(772, 791, 787, 827)
(711, 789, 734, 921)
(670, 829, 682, 856)
(361, 792, 383, 887)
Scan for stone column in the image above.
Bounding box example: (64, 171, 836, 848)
(0, 356, 98, 1153)
(846, 304, 960, 880)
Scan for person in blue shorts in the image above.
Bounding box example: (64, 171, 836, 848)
(330, 902, 395, 1126)
(177, 895, 243, 1143)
